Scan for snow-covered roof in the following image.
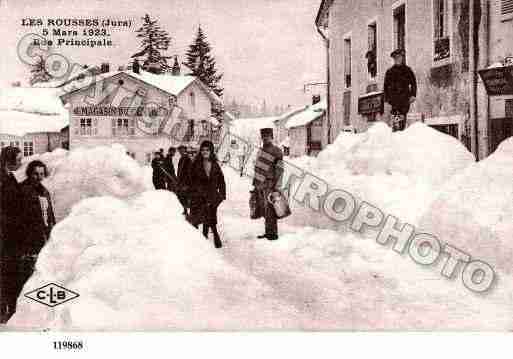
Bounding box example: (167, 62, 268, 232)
(0, 87, 66, 115)
(274, 105, 307, 123)
(285, 99, 326, 129)
(229, 116, 277, 142)
(0, 110, 68, 137)
(61, 70, 221, 104)
(128, 71, 196, 96)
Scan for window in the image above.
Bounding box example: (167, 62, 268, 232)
(433, 0, 451, 61)
(10, 141, 20, 148)
(367, 22, 378, 78)
(190, 92, 196, 110)
(112, 118, 135, 136)
(0, 141, 5, 148)
(393, 4, 406, 51)
(23, 141, 34, 157)
(344, 37, 352, 88)
(79, 118, 98, 136)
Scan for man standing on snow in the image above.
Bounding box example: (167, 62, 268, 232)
(253, 128, 283, 241)
(383, 49, 417, 131)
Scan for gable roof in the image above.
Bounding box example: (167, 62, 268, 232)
(60, 70, 221, 105)
(285, 99, 327, 129)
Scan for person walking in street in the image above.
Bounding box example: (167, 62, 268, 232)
(189, 141, 226, 248)
(177, 145, 192, 216)
(253, 128, 283, 241)
(0, 146, 23, 323)
(163, 147, 178, 192)
(18, 160, 55, 304)
(383, 48, 417, 131)
(151, 151, 166, 190)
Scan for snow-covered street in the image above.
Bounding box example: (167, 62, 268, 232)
(3, 123, 512, 331)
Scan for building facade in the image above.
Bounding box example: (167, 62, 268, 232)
(0, 131, 65, 157)
(316, 0, 513, 159)
(60, 70, 222, 164)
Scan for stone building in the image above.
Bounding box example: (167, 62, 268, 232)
(316, 0, 513, 159)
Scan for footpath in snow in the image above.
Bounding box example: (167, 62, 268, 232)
(6, 123, 513, 330)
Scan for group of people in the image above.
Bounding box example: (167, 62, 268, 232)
(151, 142, 226, 249)
(151, 128, 285, 248)
(0, 146, 56, 323)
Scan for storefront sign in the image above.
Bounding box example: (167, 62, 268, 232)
(478, 65, 513, 96)
(358, 92, 384, 115)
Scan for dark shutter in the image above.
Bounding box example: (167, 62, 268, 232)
(502, 0, 513, 15)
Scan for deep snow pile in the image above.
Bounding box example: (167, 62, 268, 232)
(8, 192, 299, 330)
(418, 137, 513, 276)
(286, 122, 475, 226)
(15, 144, 151, 221)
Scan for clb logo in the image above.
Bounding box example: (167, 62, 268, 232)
(25, 283, 79, 307)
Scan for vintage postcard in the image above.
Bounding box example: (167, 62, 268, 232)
(0, 0, 512, 340)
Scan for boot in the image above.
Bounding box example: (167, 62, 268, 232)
(202, 224, 209, 239)
(213, 226, 222, 248)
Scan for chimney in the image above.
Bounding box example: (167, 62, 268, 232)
(312, 94, 321, 105)
(172, 56, 181, 76)
(133, 59, 140, 74)
(100, 62, 110, 74)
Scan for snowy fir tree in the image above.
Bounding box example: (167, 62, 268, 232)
(184, 26, 224, 118)
(29, 55, 52, 85)
(131, 14, 172, 74)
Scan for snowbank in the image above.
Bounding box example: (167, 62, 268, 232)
(285, 122, 474, 226)
(418, 136, 513, 276)
(8, 191, 299, 330)
(15, 144, 151, 221)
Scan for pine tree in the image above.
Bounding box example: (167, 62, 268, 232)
(184, 26, 224, 98)
(131, 14, 172, 74)
(29, 55, 52, 85)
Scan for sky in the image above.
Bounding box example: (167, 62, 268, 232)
(0, 0, 326, 109)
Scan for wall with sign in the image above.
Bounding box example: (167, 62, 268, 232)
(62, 72, 215, 164)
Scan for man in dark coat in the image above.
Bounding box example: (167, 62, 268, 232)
(0, 146, 23, 323)
(177, 145, 192, 215)
(151, 152, 166, 190)
(383, 49, 417, 131)
(163, 147, 178, 192)
(19, 160, 56, 304)
(253, 128, 283, 241)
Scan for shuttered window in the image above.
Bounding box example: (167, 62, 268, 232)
(502, 0, 513, 15)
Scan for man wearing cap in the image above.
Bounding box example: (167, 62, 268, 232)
(384, 49, 417, 131)
(253, 128, 283, 241)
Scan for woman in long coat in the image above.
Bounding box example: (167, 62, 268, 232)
(19, 160, 56, 292)
(188, 141, 226, 248)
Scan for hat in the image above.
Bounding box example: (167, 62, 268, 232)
(390, 48, 405, 58)
(260, 128, 274, 137)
